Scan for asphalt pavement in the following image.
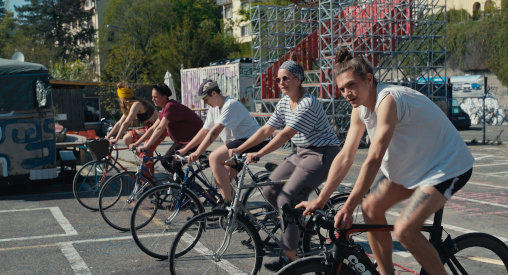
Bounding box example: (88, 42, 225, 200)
(0, 124, 507, 274)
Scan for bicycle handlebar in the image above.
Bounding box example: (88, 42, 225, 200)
(281, 203, 336, 236)
(224, 153, 260, 166)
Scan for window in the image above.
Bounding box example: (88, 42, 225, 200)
(84, 97, 101, 123)
(241, 2, 249, 10)
(225, 7, 232, 19)
(241, 25, 251, 36)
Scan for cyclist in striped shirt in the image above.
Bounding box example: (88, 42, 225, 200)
(230, 52, 341, 271)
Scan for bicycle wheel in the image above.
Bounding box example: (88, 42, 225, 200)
(169, 209, 263, 275)
(240, 172, 277, 225)
(428, 232, 508, 275)
(73, 160, 120, 211)
(98, 171, 154, 231)
(131, 184, 204, 259)
(277, 255, 356, 275)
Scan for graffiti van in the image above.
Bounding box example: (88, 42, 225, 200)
(0, 58, 57, 183)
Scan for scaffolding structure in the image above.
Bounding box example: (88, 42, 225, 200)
(251, 0, 447, 133)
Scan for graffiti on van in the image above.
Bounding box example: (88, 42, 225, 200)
(0, 117, 56, 171)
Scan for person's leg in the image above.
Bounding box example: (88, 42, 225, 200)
(361, 177, 413, 275)
(393, 187, 447, 275)
(122, 132, 134, 146)
(209, 145, 234, 201)
(161, 142, 185, 181)
(393, 168, 472, 275)
(272, 147, 339, 263)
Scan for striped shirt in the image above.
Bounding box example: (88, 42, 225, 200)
(267, 94, 340, 148)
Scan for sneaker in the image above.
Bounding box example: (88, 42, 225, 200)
(264, 255, 292, 272)
(213, 199, 231, 209)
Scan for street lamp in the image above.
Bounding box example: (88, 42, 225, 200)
(107, 24, 137, 83)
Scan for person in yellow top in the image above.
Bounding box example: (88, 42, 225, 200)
(105, 82, 166, 174)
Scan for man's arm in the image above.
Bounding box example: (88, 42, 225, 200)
(188, 123, 225, 161)
(297, 108, 366, 216)
(335, 94, 398, 229)
(178, 128, 209, 156)
(232, 124, 275, 156)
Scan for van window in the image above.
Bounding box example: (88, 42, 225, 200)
(0, 76, 36, 112)
(0, 74, 51, 113)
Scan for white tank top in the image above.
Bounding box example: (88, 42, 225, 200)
(359, 83, 475, 188)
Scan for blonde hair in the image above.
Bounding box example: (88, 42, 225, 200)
(116, 82, 155, 116)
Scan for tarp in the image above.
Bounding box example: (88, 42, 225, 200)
(0, 58, 49, 75)
(0, 58, 52, 111)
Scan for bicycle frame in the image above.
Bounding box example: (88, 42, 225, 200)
(215, 155, 288, 259)
(303, 207, 456, 275)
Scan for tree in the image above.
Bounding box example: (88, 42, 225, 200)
(0, 0, 5, 18)
(102, 0, 174, 83)
(102, 0, 241, 94)
(0, 6, 16, 58)
(51, 59, 96, 81)
(15, 0, 95, 63)
(104, 35, 143, 83)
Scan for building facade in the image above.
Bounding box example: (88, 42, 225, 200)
(218, 0, 253, 43)
(441, 0, 501, 14)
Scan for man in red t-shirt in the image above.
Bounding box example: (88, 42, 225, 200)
(131, 83, 203, 180)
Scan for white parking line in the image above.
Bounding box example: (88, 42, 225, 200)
(0, 207, 78, 242)
(59, 242, 93, 275)
(179, 233, 248, 275)
(473, 162, 508, 167)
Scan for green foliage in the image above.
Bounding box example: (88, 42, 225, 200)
(228, 42, 252, 58)
(0, 0, 5, 17)
(50, 59, 96, 81)
(446, 9, 470, 23)
(0, 9, 15, 58)
(15, 0, 95, 63)
(104, 35, 144, 83)
(447, 9, 508, 87)
(102, 0, 241, 97)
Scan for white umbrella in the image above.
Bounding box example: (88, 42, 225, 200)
(164, 71, 177, 100)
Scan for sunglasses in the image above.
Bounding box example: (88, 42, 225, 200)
(274, 76, 293, 84)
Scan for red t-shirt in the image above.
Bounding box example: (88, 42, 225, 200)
(159, 100, 203, 144)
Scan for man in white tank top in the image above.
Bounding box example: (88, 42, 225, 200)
(298, 48, 474, 275)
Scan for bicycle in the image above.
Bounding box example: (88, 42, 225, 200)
(168, 153, 352, 275)
(97, 149, 173, 231)
(129, 152, 226, 259)
(72, 139, 130, 210)
(277, 204, 508, 275)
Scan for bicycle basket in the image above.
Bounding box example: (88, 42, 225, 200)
(87, 139, 110, 161)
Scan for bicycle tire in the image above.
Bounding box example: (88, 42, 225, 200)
(240, 172, 276, 226)
(98, 171, 155, 231)
(130, 184, 204, 259)
(169, 209, 263, 275)
(424, 232, 508, 275)
(277, 255, 357, 275)
(73, 160, 120, 211)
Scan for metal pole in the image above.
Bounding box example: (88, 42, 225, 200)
(133, 37, 137, 83)
(483, 76, 487, 144)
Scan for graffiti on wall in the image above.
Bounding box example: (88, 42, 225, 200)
(0, 117, 56, 175)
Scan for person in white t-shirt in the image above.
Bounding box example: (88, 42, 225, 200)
(298, 48, 474, 275)
(178, 80, 268, 206)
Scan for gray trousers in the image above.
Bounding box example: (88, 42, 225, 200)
(262, 145, 340, 250)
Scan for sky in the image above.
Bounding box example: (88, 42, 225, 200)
(6, 0, 26, 16)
